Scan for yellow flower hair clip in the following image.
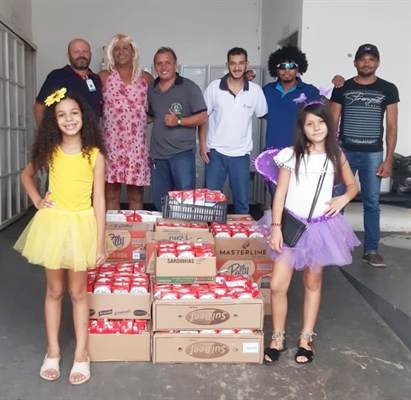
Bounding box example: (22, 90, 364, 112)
(44, 88, 67, 107)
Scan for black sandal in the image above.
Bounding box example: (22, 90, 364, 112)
(263, 331, 287, 365)
(295, 330, 316, 364)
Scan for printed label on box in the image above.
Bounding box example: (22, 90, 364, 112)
(243, 342, 259, 353)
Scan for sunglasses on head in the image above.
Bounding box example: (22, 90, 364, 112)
(276, 62, 298, 70)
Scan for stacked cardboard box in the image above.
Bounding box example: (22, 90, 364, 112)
(149, 218, 264, 364)
(87, 262, 152, 362)
(213, 215, 273, 315)
(86, 210, 159, 362)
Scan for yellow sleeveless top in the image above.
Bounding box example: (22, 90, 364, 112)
(48, 147, 99, 212)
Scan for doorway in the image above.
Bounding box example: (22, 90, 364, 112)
(0, 23, 36, 230)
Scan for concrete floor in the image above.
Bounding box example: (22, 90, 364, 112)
(1, 210, 410, 400)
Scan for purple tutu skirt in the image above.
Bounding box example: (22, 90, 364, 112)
(255, 210, 361, 272)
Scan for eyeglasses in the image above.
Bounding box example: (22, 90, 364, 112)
(276, 63, 298, 70)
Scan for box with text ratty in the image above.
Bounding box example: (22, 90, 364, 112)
(214, 236, 273, 282)
(106, 221, 154, 261)
(152, 296, 264, 331)
(145, 231, 215, 274)
(88, 292, 151, 320)
(152, 331, 263, 364)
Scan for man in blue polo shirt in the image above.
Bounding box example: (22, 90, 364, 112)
(263, 44, 343, 200)
(34, 38, 102, 125)
(200, 47, 268, 214)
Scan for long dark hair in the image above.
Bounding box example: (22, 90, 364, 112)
(31, 90, 106, 172)
(293, 103, 343, 184)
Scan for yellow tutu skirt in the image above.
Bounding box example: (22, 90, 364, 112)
(14, 207, 101, 272)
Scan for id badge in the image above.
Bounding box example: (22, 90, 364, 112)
(86, 78, 96, 92)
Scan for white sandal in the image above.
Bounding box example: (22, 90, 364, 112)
(69, 357, 91, 385)
(40, 354, 60, 381)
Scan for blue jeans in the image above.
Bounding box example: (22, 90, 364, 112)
(335, 150, 383, 253)
(151, 149, 196, 211)
(204, 149, 250, 214)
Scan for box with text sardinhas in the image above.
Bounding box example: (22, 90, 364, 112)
(87, 262, 152, 320)
(106, 221, 154, 261)
(145, 231, 215, 275)
(152, 331, 263, 364)
(155, 248, 216, 284)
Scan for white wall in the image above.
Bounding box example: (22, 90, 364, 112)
(0, 0, 33, 43)
(260, 0, 303, 85)
(301, 0, 411, 190)
(31, 0, 263, 91)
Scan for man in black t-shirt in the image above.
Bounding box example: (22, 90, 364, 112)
(330, 44, 400, 268)
(34, 38, 102, 126)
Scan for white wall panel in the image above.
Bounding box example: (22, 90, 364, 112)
(32, 0, 263, 92)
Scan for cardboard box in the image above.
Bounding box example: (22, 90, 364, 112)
(152, 331, 263, 364)
(155, 251, 216, 284)
(88, 292, 151, 319)
(214, 236, 268, 261)
(225, 214, 255, 223)
(106, 221, 154, 261)
(145, 231, 215, 274)
(152, 297, 264, 331)
(155, 218, 209, 233)
(256, 274, 271, 316)
(216, 259, 273, 286)
(88, 330, 151, 362)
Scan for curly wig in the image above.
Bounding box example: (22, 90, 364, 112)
(32, 90, 106, 172)
(267, 44, 309, 78)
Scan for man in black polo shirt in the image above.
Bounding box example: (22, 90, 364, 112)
(34, 38, 102, 125)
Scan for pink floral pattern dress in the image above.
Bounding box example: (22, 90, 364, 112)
(102, 69, 151, 186)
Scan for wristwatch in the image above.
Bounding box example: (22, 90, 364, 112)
(177, 117, 182, 126)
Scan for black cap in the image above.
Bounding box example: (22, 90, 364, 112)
(355, 44, 380, 60)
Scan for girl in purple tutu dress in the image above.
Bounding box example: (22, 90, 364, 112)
(254, 100, 360, 365)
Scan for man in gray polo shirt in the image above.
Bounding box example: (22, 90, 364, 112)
(148, 47, 208, 211)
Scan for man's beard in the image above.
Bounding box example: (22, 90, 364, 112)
(70, 57, 90, 71)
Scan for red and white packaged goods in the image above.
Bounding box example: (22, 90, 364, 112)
(210, 222, 265, 238)
(106, 209, 162, 223)
(157, 241, 214, 259)
(88, 262, 149, 294)
(153, 274, 259, 300)
(168, 189, 226, 206)
(89, 319, 147, 334)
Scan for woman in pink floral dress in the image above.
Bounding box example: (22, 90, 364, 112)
(99, 34, 154, 210)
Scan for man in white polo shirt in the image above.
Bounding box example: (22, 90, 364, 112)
(199, 47, 268, 214)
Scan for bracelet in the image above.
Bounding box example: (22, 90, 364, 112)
(271, 222, 282, 227)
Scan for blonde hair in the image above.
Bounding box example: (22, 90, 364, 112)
(105, 34, 142, 77)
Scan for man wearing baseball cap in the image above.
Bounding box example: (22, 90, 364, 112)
(330, 44, 400, 268)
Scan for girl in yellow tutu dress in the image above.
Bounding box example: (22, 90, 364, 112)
(14, 88, 107, 385)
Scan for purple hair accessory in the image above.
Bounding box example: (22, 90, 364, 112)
(293, 93, 307, 104)
(252, 147, 282, 185)
(319, 87, 332, 97)
(302, 100, 326, 109)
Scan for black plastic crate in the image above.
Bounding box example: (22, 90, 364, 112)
(161, 196, 227, 223)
